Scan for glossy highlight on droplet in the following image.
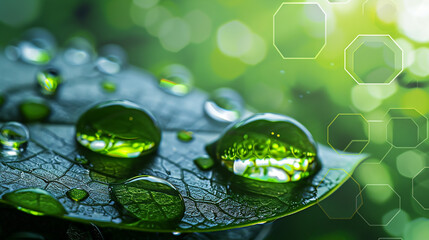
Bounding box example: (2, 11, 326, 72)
(204, 88, 244, 123)
(208, 113, 319, 183)
(75, 100, 161, 158)
(158, 64, 193, 96)
(110, 175, 185, 223)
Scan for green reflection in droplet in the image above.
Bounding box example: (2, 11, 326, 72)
(19, 99, 51, 122)
(177, 130, 193, 142)
(36, 67, 62, 96)
(75, 100, 161, 158)
(66, 188, 89, 202)
(208, 113, 318, 183)
(111, 175, 185, 223)
(193, 157, 214, 171)
(2, 188, 67, 216)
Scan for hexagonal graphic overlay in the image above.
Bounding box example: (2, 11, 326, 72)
(329, 0, 350, 3)
(412, 168, 429, 210)
(357, 184, 401, 226)
(316, 169, 362, 219)
(385, 109, 428, 148)
(328, 114, 369, 155)
(345, 35, 403, 85)
(273, 3, 326, 59)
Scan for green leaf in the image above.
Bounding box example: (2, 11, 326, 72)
(0, 57, 367, 232)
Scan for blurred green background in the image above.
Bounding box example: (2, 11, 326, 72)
(1, 0, 429, 239)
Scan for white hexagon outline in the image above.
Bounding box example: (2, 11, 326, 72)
(384, 108, 428, 149)
(273, 2, 327, 60)
(412, 167, 429, 210)
(344, 34, 404, 85)
(356, 184, 401, 227)
(316, 168, 363, 219)
(328, 0, 351, 4)
(327, 113, 370, 155)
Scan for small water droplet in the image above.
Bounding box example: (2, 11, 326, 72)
(172, 232, 181, 236)
(177, 130, 193, 142)
(2, 188, 67, 216)
(204, 88, 244, 123)
(66, 188, 89, 202)
(4, 44, 21, 61)
(36, 67, 62, 96)
(111, 175, 185, 223)
(76, 100, 161, 158)
(75, 154, 89, 165)
(19, 98, 51, 122)
(63, 37, 95, 65)
(159, 64, 193, 96)
(280, 70, 285, 74)
(0, 122, 29, 157)
(96, 44, 126, 75)
(18, 28, 56, 65)
(101, 79, 117, 93)
(193, 157, 214, 171)
(207, 113, 319, 183)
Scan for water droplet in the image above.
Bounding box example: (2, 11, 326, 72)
(4, 44, 21, 61)
(96, 44, 127, 75)
(280, 70, 285, 74)
(19, 99, 50, 122)
(110, 175, 185, 223)
(0, 122, 29, 157)
(2, 188, 67, 216)
(18, 28, 56, 65)
(159, 64, 193, 96)
(76, 100, 161, 158)
(177, 130, 193, 142)
(193, 157, 214, 171)
(204, 88, 244, 123)
(207, 113, 319, 183)
(63, 37, 95, 65)
(101, 79, 117, 93)
(75, 154, 89, 165)
(172, 232, 181, 236)
(66, 188, 89, 202)
(36, 67, 62, 96)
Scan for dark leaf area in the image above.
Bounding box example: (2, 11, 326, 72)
(0, 55, 367, 232)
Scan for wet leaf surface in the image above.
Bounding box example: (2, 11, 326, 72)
(0, 55, 367, 232)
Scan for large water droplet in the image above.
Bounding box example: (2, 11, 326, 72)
(204, 88, 244, 123)
(110, 175, 185, 223)
(63, 37, 95, 65)
(0, 122, 29, 157)
(76, 100, 161, 158)
(19, 99, 51, 122)
(208, 113, 319, 183)
(159, 64, 193, 96)
(2, 188, 67, 216)
(36, 67, 62, 96)
(18, 28, 56, 65)
(96, 44, 127, 75)
(66, 188, 89, 202)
